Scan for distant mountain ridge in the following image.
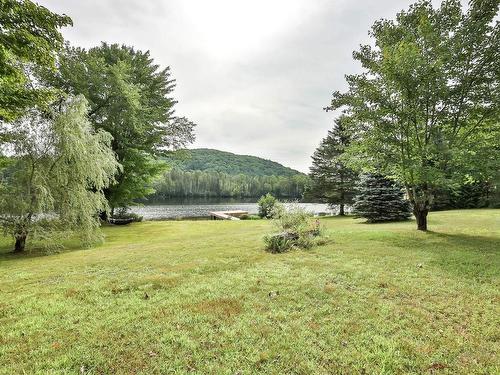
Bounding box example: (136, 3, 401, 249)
(167, 148, 303, 177)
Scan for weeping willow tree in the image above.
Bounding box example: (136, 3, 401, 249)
(0, 95, 120, 252)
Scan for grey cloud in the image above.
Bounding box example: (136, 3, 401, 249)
(38, 0, 446, 172)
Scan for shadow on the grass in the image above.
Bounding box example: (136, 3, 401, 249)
(389, 230, 499, 280)
(426, 231, 499, 252)
(0, 240, 92, 262)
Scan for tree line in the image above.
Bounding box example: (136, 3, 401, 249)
(151, 169, 309, 199)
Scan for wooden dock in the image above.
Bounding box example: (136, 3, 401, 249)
(209, 210, 248, 220)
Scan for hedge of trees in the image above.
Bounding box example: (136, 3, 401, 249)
(151, 169, 309, 199)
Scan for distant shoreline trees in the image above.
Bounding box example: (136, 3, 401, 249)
(150, 169, 309, 200)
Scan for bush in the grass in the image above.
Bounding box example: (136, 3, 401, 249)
(263, 232, 297, 253)
(240, 214, 261, 220)
(112, 207, 143, 222)
(264, 203, 323, 253)
(257, 193, 279, 218)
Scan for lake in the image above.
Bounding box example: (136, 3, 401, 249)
(131, 198, 339, 220)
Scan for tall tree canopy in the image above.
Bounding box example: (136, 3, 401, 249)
(44, 43, 196, 213)
(0, 0, 71, 121)
(0, 96, 119, 252)
(307, 117, 358, 215)
(328, 0, 500, 230)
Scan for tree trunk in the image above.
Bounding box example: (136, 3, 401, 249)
(99, 210, 109, 222)
(339, 203, 345, 216)
(406, 184, 432, 231)
(14, 234, 27, 253)
(413, 207, 428, 231)
(339, 186, 346, 216)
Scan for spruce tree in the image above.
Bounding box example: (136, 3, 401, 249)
(353, 174, 412, 222)
(308, 117, 358, 215)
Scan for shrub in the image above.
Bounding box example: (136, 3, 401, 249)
(263, 232, 297, 253)
(257, 193, 278, 218)
(112, 207, 143, 223)
(240, 214, 261, 220)
(264, 203, 323, 253)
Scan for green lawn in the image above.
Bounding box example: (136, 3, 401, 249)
(0, 210, 499, 374)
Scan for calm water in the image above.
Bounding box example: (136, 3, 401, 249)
(131, 198, 339, 220)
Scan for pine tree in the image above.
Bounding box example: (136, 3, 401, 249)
(353, 174, 412, 223)
(307, 117, 358, 215)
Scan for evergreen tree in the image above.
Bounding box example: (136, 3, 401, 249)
(353, 174, 412, 223)
(308, 117, 358, 215)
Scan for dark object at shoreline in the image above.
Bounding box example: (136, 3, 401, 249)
(109, 218, 135, 225)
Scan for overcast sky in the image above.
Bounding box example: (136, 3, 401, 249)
(38, 0, 447, 173)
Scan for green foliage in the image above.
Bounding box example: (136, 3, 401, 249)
(432, 180, 498, 210)
(264, 203, 322, 252)
(106, 150, 167, 210)
(44, 43, 195, 210)
(328, 0, 500, 230)
(257, 193, 278, 218)
(353, 174, 412, 223)
(151, 168, 309, 199)
(0, 0, 71, 121)
(112, 207, 143, 223)
(166, 148, 302, 176)
(0, 96, 119, 251)
(240, 214, 261, 220)
(263, 232, 295, 253)
(307, 116, 358, 214)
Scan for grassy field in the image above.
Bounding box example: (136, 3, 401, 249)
(0, 209, 499, 374)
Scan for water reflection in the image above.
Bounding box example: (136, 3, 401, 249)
(132, 199, 341, 220)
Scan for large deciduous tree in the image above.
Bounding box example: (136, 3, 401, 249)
(44, 43, 195, 214)
(307, 117, 358, 215)
(328, 0, 499, 230)
(0, 96, 119, 252)
(0, 0, 71, 121)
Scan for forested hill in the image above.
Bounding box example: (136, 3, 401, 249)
(151, 149, 309, 199)
(167, 149, 303, 176)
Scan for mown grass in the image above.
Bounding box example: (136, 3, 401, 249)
(0, 209, 499, 374)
